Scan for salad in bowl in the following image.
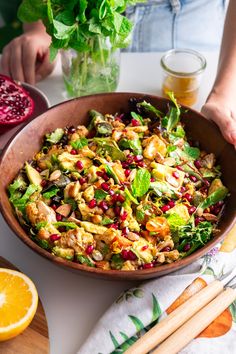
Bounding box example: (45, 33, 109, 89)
(8, 94, 229, 271)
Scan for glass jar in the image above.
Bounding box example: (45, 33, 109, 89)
(61, 36, 120, 98)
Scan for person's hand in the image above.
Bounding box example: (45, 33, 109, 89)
(201, 92, 236, 147)
(1, 28, 55, 85)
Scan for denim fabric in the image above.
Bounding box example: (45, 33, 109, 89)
(124, 0, 228, 52)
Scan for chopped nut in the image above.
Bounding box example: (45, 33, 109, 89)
(49, 169, 61, 181)
(92, 249, 103, 261)
(202, 213, 218, 222)
(126, 232, 140, 241)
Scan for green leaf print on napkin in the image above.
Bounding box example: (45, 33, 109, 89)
(229, 301, 236, 323)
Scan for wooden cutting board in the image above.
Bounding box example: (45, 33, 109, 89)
(0, 256, 49, 354)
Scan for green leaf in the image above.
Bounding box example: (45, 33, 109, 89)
(17, 0, 47, 23)
(229, 301, 236, 323)
(35, 221, 47, 231)
(8, 177, 26, 201)
(102, 217, 114, 225)
(118, 138, 142, 155)
(76, 0, 88, 23)
(36, 238, 49, 250)
(111, 254, 124, 270)
(166, 213, 187, 233)
(198, 186, 228, 211)
(184, 145, 200, 160)
(49, 45, 58, 62)
(11, 185, 38, 212)
(76, 254, 95, 267)
(137, 101, 163, 118)
(96, 139, 126, 161)
(70, 137, 88, 149)
(131, 111, 144, 125)
(131, 168, 150, 197)
(151, 293, 162, 322)
(53, 221, 78, 230)
(136, 209, 145, 223)
(124, 188, 139, 205)
(128, 315, 144, 332)
(150, 181, 176, 198)
(104, 165, 120, 184)
(109, 331, 120, 349)
(94, 189, 108, 201)
(52, 20, 77, 40)
(42, 186, 59, 199)
(47, 0, 53, 24)
(46, 128, 64, 144)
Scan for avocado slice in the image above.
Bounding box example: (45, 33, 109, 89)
(25, 162, 42, 186)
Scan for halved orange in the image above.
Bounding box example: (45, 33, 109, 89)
(0, 268, 38, 341)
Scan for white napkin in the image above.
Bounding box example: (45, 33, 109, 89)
(77, 246, 236, 354)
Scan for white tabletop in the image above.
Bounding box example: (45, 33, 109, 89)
(0, 51, 218, 354)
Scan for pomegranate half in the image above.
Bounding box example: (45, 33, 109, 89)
(0, 75, 34, 133)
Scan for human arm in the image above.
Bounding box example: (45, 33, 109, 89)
(201, 0, 236, 146)
(1, 21, 55, 85)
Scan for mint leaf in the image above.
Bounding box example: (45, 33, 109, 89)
(131, 168, 150, 197)
(43, 186, 59, 199)
(94, 189, 108, 201)
(70, 137, 88, 150)
(131, 111, 144, 125)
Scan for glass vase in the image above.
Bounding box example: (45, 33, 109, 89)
(61, 36, 120, 98)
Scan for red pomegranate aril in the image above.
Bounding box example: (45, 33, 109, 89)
(76, 160, 83, 170)
(168, 200, 175, 208)
(99, 201, 108, 211)
(109, 223, 119, 229)
(68, 126, 76, 134)
(96, 171, 104, 177)
(122, 227, 129, 236)
(131, 119, 140, 127)
(138, 161, 145, 167)
(36, 166, 42, 172)
(143, 263, 154, 269)
(79, 177, 87, 185)
(183, 193, 193, 202)
(213, 207, 221, 215)
(150, 177, 155, 182)
(114, 206, 121, 216)
(172, 171, 179, 179)
(50, 234, 61, 242)
(176, 165, 183, 171)
(203, 179, 210, 187)
(134, 155, 143, 162)
(195, 216, 205, 226)
(56, 213, 62, 221)
(88, 199, 97, 209)
(86, 245, 94, 255)
(41, 179, 47, 188)
(161, 204, 171, 212)
(188, 206, 196, 215)
(109, 189, 115, 196)
(215, 200, 224, 208)
(121, 249, 129, 260)
(190, 175, 197, 182)
(162, 246, 171, 252)
(194, 160, 202, 169)
(142, 245, 148, 251)
(180, 186, 186, 193)
(70, 149, 77, 155)
(128, 250, 137, 261)
(51, 204, 57, 211)
(183, 243, 191, 252)
(102, 173, 109, 181)
(116, 194, 125, 203)
(120, 211, 128, 221)
(125, 169, 131, 177)
(122, 162, 129, 169)
(58, 226, 66, 233)
(101, 182, 110, 192)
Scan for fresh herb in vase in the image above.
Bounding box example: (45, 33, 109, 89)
(18, 0, 145, 97)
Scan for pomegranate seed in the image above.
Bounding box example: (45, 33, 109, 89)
(50, 234, 61, 242)
(134, 155, 143, 162)
(142, 245, 148, 251)
(88, 199, 97, 208)
(138, 161, 145, 167)
(204, 179, 210, 187)
(180, 186, 186, 193)
(68, 126, 76, 134)
(215, 200, 224, 208)
(51, 204, 58, 211)
(101, 182, 110, 192)
(194, 160, 201, 169)
(161, 204, 171, 212)
(116, 194, 125, 203)
(111, 193, 118, 202)
(143, 263, 154, 269)
(36, 166, 42, 172)
(128, 250, 137, 260)
(122, 227, 129, 236)
(183, 243, 191, 252)
(103, 173, 109, 181)
(41, 179, 47, 188)
(56, 213, 62, 221)
(98, 201, 108, 211)
(109, 223, 119, 229)
(176, 165, 183, 171)
(96, 171, 104, 177)
(79, 177, 87, 185)
(150, 177, 155, 182)
(188, 206, 196, 215)
(120, 185, 125, 191)
(58, 226, 66, 232)
(172, 171, 179, 179)
(86, 245, 94, 255)
(131, 119, 140, 126)
(76, 160, 83, 170)
(120, 211, 128, 221)
(122, 162, 129, 169)
(183, 193, 193, 202)
(70, 149, 77, 155)
(168, 200, 175, 208)
(161, 246, 171, 252)
(109, 189, 115, 196)
(114, 206, 121, 216)
(195, 216, 205, 226)
(121, 249, 129, 260)
(125, 169, 131, 177)
(213, 207, 221, 215)
(190, 175, 197, 182)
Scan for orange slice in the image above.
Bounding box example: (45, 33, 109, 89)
(0, 268, 38, 341)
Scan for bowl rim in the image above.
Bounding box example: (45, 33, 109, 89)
(0, 92, 235, 280)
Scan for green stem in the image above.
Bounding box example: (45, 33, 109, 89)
(98, 36, 111, 92)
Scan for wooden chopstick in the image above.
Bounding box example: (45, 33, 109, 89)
(153, 286, 236, 354)
(124, 280, 224, 354)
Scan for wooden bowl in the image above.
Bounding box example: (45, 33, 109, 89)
(0, 93, 235, 280)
